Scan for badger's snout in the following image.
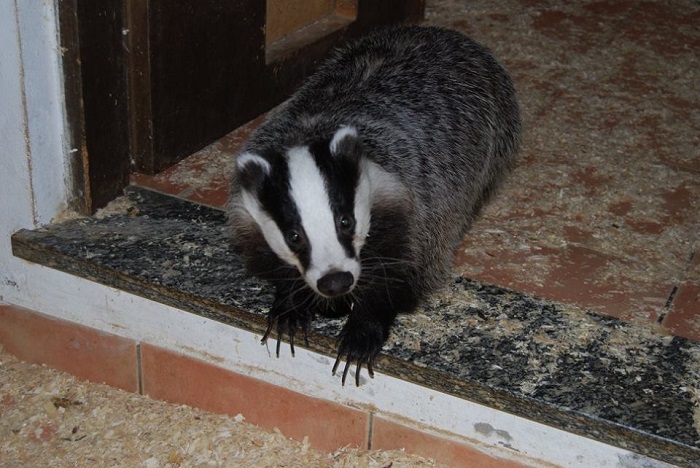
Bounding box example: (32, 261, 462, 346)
(317, 271, 355, 297)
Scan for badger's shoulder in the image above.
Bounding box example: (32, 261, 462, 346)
(364, 159, 412, 212)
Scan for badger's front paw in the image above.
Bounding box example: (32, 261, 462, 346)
(261, 305, 313, 358)
(332, 320, 387, 386)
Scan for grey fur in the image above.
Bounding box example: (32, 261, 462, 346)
(228, 25, 521, 384)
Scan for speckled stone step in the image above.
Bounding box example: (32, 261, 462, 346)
(11, 186, 700, 466)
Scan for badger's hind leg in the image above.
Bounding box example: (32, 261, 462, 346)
(261, 284, 315, 357)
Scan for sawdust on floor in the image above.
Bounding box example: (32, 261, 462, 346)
(0, 348, 445, 468)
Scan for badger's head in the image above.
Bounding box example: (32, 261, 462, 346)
(235, 126, 371, 298)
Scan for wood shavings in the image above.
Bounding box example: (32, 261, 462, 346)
(0, 348, 445, 467)
(94, 196, 139, 220)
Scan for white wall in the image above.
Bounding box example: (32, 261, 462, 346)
(1, 0, 70, 300)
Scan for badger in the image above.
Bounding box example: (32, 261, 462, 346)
(228, 25, 521, 386)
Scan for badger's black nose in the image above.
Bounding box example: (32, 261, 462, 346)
(317, 271, 354, 297)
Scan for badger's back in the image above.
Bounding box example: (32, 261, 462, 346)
(231, 25, 520, 297)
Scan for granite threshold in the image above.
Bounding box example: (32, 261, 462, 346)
(11, 186, 700, 467)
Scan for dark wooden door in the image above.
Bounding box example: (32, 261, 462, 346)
(60, 0, 425, 213)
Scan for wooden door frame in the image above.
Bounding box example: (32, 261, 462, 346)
(58, 0, 130, 214)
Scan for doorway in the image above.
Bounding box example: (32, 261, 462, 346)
(59, 0, 425, 213)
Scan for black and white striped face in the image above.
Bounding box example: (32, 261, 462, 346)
(236, 126, 371, 298)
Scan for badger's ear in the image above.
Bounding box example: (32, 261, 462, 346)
(236, 152, 270, 191)
(329, 125, 360, 161)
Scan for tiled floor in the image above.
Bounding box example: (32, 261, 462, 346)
(132, 0, 700, 341)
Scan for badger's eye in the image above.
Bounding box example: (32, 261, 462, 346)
(338, 215, 355, 234)
(285, 230, 303, 248)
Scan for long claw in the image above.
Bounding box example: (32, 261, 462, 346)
(332, 354, 342, 375)
(342, 359, 351, 386)
(261, 318, 275, 344)
(275, 330, 282, 358)
(262, 306, 313, 358)
(332, 353, 377, 386)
